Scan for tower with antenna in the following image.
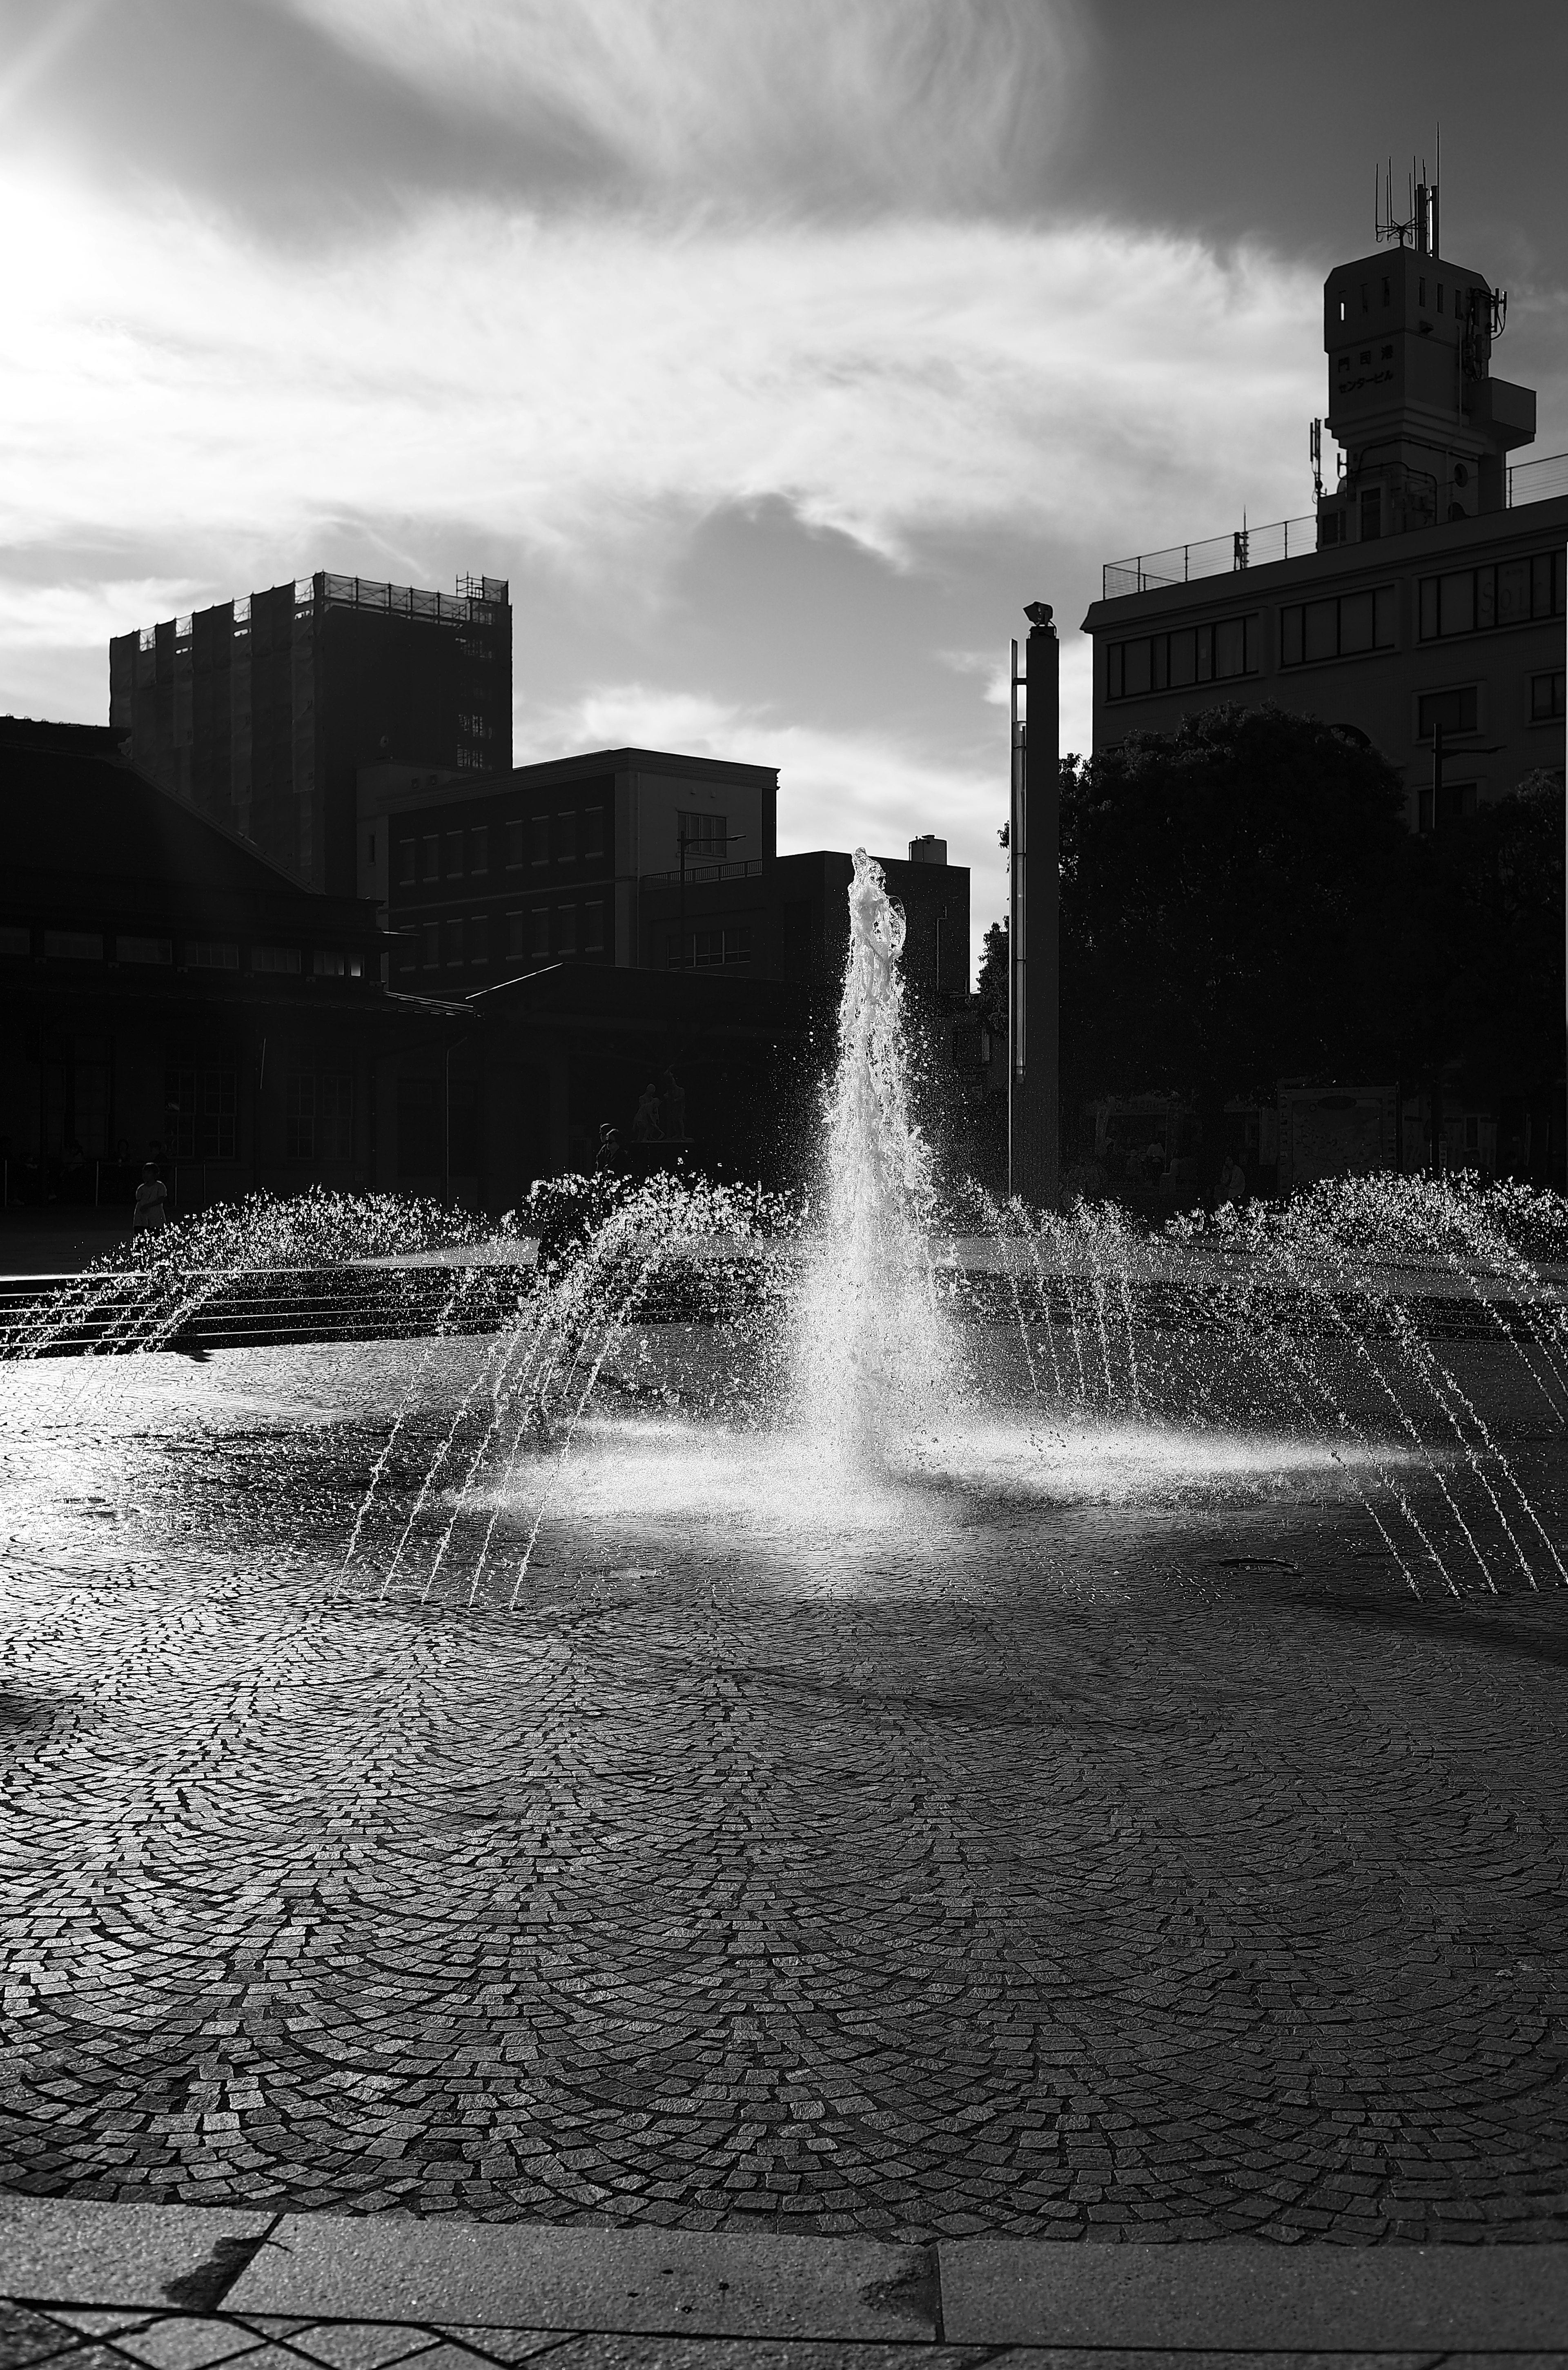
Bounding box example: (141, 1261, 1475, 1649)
(1316, 139, 1533, 548)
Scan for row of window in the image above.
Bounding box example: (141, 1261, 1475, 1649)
(666, 925, 753, 969)
(1109, 560, 1566, 700)
(0, 927, 360, 975)
(402, 903, 610, 971)
(397, 809, 608, 887)
(1280, 586, 1397, 667)
(162, 1062, 353, 1162)
(1418, 552, 1565, 640)
(394, 807, 731, 887)
(1107, 615, 1260, 700)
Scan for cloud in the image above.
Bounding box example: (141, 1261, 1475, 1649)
(281, 0, 1080, 216)
(0, 153, 1321, 606)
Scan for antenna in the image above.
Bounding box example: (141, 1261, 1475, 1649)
(1375, 154, 1414, 248)
(1310, 419, 1323, 501)
(1433, 120, 1440, 258)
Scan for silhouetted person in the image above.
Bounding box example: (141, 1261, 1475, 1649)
(595, 1122, 622, 1173)
(131, 1159, 167, 1236)
(657, 1069, 686, 1142)
(631, 1083, 662, 1143)
(1219, 1152, 1247, 1205)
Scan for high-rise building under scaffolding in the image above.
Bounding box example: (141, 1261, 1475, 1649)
(109, 572, 512, 896)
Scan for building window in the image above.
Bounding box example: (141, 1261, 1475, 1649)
(506, 819, 525, 869)
(1418, 780, 1478, 835)
(675, 924, 753, 969)
(43, 929, 104, 961)
(319, 1071, 353, 1160)
(444, 830, 463, 877)
(118, 935, 173, 966)
(443, 918, 463, 967)
(1359, 487, 1381, 541)
(187, 940, 240, 969)
(557, 904, 576, 956)
(166, 1062, 237, 1160)
(285, 1073, 312, 1160)
(469, 914, 488, 964)
(469, 826, 488, 875)
(531, 908, 551, 960)
(582, 899, 604, 955)
(253, 944, 302, 973)
(422, 834, 440, 881)
(423, 922, 440, 968)
(556, 811, 577, 864)
(678, 810, 727, 857)
(313, 949, 361, 977)
(285, 1069, 353, 1163)
(531, 815, 550, 866)
(1419, 551, 1566, 640)
(398, 840, 416, 885)
(1107, 615, 1260, 700)
(1531, 669, 1566, 722)
(1280, 586, 1397, 667)
(583, 806, 606, 860)
(1416, 687, 1478, 740)
(0, 924, 29, 957)
(506, 911, 526, 962)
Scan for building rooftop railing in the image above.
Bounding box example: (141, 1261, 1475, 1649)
(641, 857, 764, 886)
(1101, 447, 1568, 601)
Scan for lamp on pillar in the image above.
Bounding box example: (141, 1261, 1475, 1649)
(1008, 602, 1060, 1205)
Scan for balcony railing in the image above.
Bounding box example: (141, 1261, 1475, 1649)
(1102, 447, 1568, 601)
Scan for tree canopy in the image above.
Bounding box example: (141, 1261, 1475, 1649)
(1059, 704, 1409, 1147)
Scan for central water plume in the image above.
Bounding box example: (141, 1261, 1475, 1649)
(793, 847, 955, 1466)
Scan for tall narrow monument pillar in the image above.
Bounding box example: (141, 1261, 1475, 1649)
(1009, 605, 1060, 1205)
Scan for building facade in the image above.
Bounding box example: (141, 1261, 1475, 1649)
(109, 573, 512, 898)
(0, 717, 445, 1214)
(374, 746, 780, 987)
(1082, 206, 1567, 824)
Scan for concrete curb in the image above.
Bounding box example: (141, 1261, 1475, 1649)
(4, 2195, 1568, 2350)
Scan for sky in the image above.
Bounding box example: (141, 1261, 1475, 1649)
(2, 0, 1566, 970)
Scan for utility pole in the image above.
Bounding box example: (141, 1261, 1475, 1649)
(1009, 603, 1060, 1205)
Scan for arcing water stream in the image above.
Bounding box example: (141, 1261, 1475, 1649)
(4, 850, 1566, 1607)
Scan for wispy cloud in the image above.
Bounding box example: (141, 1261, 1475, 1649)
(283, 0, 1080, 215)
(0, 154, 1320, 593)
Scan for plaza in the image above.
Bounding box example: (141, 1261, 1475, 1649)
(4, 1337, 1566, 2255)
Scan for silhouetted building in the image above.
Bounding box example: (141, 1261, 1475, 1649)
(109, 573, 512, 896)
(1082, 189, 1567, 827)
(361, 744, 777, 969)
(368, 746, 774, 981)
(0, 716, 444, 1210)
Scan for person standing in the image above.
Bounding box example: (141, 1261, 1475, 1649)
(131, 1158, 167, 1236)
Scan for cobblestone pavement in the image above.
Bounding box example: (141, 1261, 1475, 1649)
(13, 2295, 1567, 2370)
(2, 1342, 1567, 2244)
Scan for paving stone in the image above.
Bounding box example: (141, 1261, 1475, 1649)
(0, 2302, 94, 2369)
(225, 2223, 934, 2344)
(107, 2322, 263, 2370)
(939, 2236, 1568, 2350)
(268, 2328, 442, 2370)
(2, 1339, 1567, 2245)
(0, 2203, 275, 2313)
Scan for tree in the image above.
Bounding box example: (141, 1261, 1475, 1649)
(1059, 703, 1410, 1185)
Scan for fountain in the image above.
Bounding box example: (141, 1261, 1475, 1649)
(4, 852, 1568, 2245)
(3, 851, 1566, 1608)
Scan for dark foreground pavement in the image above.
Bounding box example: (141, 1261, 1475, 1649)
(4, 2195, 1568, 2365)
(3, 1339, 1568, 2258)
